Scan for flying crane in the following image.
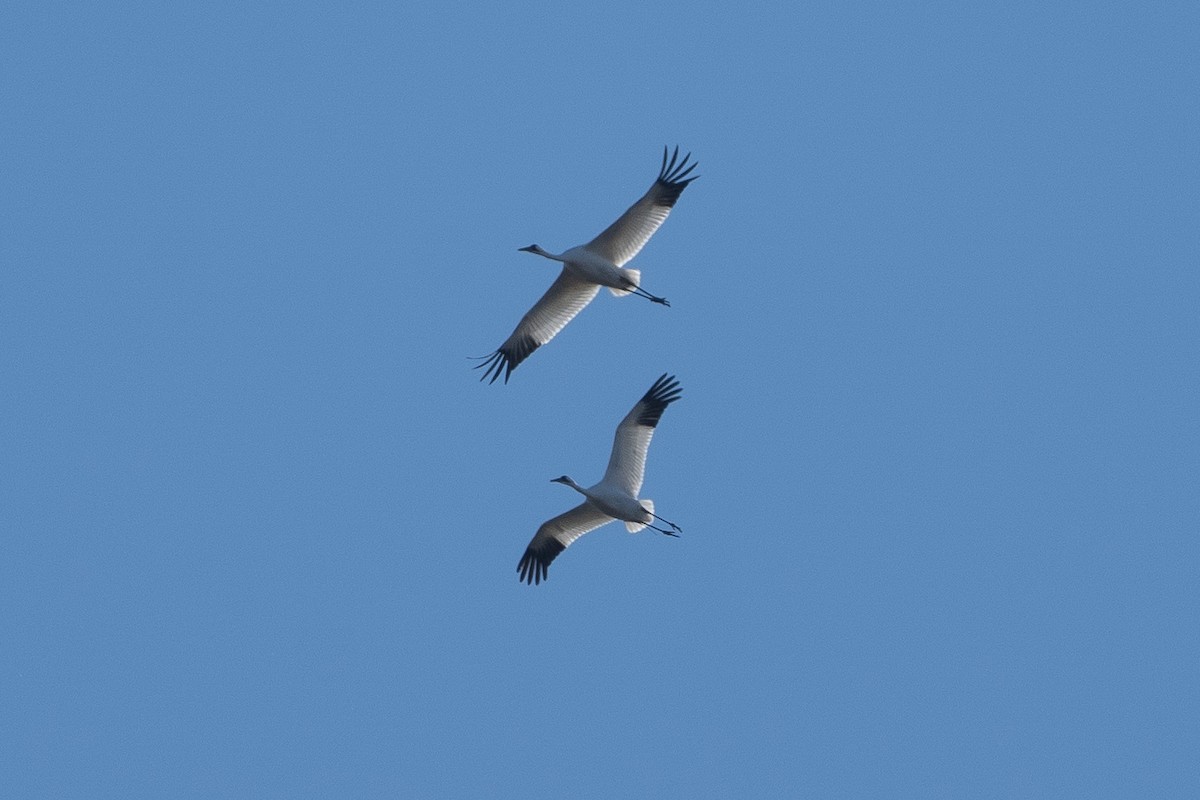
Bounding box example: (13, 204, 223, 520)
(517, 374, 683, 585)
(475, 147, 698, 384)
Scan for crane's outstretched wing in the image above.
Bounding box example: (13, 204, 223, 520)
(474, 270, 601, 384)
(602, 374, 682, 496)
(586, 147, 699, 267)
(518, 502, 613, 585)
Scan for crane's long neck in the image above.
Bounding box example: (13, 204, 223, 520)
(553, 476, 590, 497)
(521, 244, 565, 262)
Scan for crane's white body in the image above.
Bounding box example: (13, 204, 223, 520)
(552, 477, 656, 533)
(475, 148, 698, 384)
(551, 245, 642, 298)
(517, 374, 683, 585)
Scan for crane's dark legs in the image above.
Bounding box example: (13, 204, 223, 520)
(650, 511, 682, 532)
(621, 278, 670, 306)
(647, 522, 680, 537)
(632, 286, 670, 306)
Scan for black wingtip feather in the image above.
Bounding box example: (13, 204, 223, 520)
(517, 538, 566, 585)
(636, 373, 682, 428)
(472, 350, 510, 384)
(654, 146, 699, 208)
(472, 334, 540, 384)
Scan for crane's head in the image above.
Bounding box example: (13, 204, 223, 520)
(519, 244, 546, 255)
(550, 475, 574, 486)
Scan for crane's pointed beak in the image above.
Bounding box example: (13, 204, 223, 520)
(518, 244, 539, 253)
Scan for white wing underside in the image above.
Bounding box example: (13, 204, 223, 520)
(586, 192, 677, 267)
(506, 270, 601, 348)
(602, 409, 658, 497)
(534, 501, 613, 551)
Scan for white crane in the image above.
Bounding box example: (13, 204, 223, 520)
(517, 374, 683, 585)
(475, 147, 699, 384)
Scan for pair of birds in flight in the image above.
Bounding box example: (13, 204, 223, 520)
(475, 147, 699, 585)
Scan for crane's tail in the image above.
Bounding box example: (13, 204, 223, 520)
(609, 268, 641, 297)
(626, 499, 653, 532)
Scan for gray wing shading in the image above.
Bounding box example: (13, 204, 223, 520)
(585, 146, 699, 267)
(475, 270, 601, 384)
(602, 374, 682, 496)
(517, 502, 613, 585)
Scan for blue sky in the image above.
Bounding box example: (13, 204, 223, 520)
(3, 1, 1198, 796)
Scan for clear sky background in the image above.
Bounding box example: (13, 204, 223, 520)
(3, 1, 1198, 797)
